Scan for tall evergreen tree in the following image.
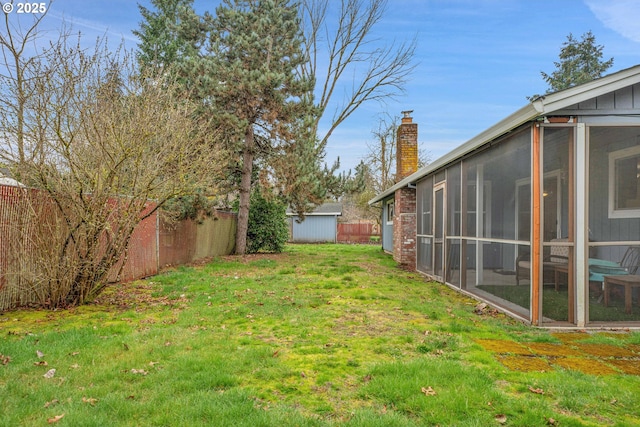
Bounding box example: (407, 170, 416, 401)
(135, 0, 320, 254)
(206, 0, 315, 255)
(133, 0, 202, 73)
(540, 30, 613, 94)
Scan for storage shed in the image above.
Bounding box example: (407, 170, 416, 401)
(371, 65, 640, 328)
(287, 203, 342, 243)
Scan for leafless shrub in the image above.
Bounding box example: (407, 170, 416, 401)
(0, 26, 220, 308)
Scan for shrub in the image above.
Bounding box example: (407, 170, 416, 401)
(162, 190, 215, 223)
(246, 188, 289, 253)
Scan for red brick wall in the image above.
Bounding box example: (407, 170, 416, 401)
(393, 187, 416, 270)
(392, 112, 418, 270)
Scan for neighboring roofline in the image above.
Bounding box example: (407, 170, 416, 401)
(369, 64, 640, 205)
(368, 102, 539, 204)
(286, 212, 342, 217)
(0, 169, 26, 188)
(286, 202, 343, 217)
(0, 177, 25, 187)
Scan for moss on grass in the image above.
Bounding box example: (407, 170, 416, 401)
(552, 357, 619, 376)
(608, 359, 640, 375)
(497, 355, 552, 372)
(551, 332, 591, 343)
(575, 343, 637, 358)
(525, 342, 583, 357)
(475, 339, 532, 355)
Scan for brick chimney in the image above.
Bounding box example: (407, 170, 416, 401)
(396, 110, 418, 181)
(392, 110, 418, 271)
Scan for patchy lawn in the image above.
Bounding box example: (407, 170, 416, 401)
(1, 244, 640, 426)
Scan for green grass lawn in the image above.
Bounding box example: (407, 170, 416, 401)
(1, 244, 640, 426)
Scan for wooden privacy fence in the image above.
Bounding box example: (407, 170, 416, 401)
(158, 211, 237, 269)
(0, 184, 236, 311)
(337, 221, 380, 243)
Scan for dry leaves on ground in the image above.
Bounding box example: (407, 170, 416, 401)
(82, 397, 98, 406)
(495, 414, 507, 424)
(529, 386, 545, 395)
(44, 399, 60, 408)
(421, 386, 436, 396)
(47, 414, 64, 424)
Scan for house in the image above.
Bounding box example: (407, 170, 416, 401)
(287, 203, 342, 243)
(371, 66, 640, 328)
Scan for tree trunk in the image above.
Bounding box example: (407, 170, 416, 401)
(235, 126, 254, 255)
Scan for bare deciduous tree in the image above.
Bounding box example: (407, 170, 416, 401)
(365, 114, 397, 195)
(364, 113, 429, 194)
(0, 6, 57, 176)
(300, 0, 417, 151)
(0, 25, 220, 308)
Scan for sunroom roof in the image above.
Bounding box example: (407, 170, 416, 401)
(369, 64, 640, 205)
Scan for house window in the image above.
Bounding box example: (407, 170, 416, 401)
(609, 145, 640, 218)
(386, 200, 395, 224)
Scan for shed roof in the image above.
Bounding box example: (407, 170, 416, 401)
(286, 202, 342, 216)
(0, 168, 25, 187)
(369, 64, 640, 204)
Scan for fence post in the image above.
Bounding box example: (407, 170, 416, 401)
(156, 206, 160, 273)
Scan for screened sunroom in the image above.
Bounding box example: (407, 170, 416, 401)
(372, 65, 640, 327)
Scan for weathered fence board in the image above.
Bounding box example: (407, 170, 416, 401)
(337, 221, 380, 243)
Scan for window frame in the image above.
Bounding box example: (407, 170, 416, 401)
(386, 200, 395, 225)
(608, 145, 640, 219)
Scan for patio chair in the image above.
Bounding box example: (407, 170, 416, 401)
(591, 246, 640, 308)
(589, 246, 640, 282)
(516, 238, 569, 286)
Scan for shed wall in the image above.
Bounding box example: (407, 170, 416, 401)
(289, 215, 337, 243)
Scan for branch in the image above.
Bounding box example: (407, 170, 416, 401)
(300, 0, 417, 149)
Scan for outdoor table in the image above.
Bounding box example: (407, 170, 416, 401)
(553, 258, 626, 323)
(604, 275, 640, 314)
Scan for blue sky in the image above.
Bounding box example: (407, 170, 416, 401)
(25, 0, 640, 172)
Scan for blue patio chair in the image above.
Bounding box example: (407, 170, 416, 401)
(590, 246, 640, 302)
(590, 246, 640, 282)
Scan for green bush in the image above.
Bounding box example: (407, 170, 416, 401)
(162, 189, 215, 222)
(246, 188, 289, 253)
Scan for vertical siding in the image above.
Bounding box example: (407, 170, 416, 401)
(291, 215, 337, 242)
(574, 84, 640, 112)
(633, 84, 640, 108)
(614, 88, 633, 109)
(588, 133, 640, 250)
